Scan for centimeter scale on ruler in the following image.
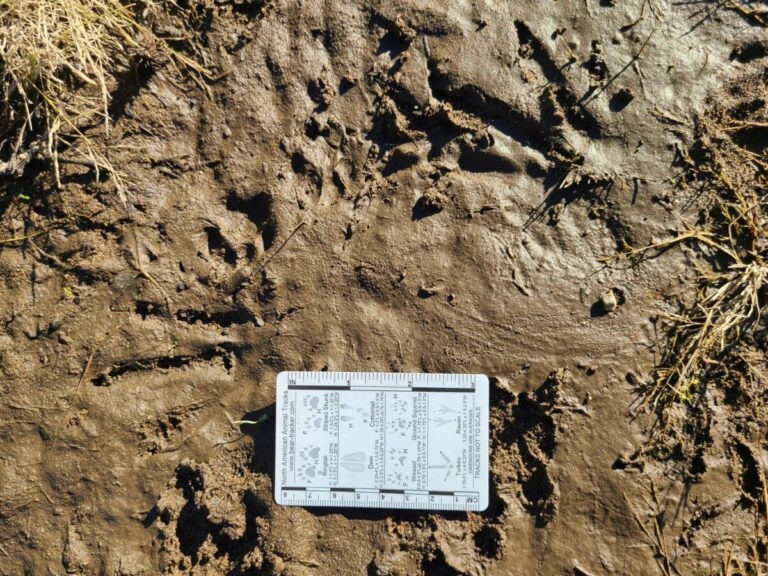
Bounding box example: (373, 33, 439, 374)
(274, 371, 490, 512)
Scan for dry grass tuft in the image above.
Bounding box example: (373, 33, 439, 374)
(618, 67, 767, 408)
(0, 0, 206, 203)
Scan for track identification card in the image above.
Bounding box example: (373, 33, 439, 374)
(274, 372, 489, 511)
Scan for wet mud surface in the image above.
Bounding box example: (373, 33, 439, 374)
(1, 1, 766, 574)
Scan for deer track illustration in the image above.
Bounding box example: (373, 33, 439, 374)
(339, 451, 366, 473)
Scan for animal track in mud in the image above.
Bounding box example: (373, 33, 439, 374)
(138, 400, 208, 454)
(730, 437, 766, 509)
(382, 510, 509, 575)
(154, 459, 275, 575)
(513, 21, 602, 138)
(426, 69, 549, 153)
(225, 191, 277, 251)
(174, 307, 255, 328)
(583, 40, 610, 92)
(204, 226, 238, 267)
(91, 347, 235, 386)
(680, 503, 723, 547)
(490, 369, 568, 527)
(359, 13, 608, 202)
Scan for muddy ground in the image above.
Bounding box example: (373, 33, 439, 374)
(1, 1, 767, 574)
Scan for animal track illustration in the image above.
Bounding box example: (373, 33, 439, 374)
(387, 417, 412, 434)
(302, 414, 323, 435)
(298, 445, 324, 482)
(429, 451, 455, 481)
(298, 463, 317, 481)
(390, 397, 409, 414)
(430, 417, 453, 427)
(339, 451, 366, 473)
(340, 403, 369, 424)
(303, 395, 322, 411)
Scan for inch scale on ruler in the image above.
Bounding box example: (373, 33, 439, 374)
(274, 371, 489, 512)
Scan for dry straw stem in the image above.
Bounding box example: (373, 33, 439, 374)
(720, 480, 768, 576)
(615, 96, 767, 409)
(0, 0, 208, 203)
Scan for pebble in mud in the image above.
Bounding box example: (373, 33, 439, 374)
(599, 288, 626, 314)
(600, 290, 618, 313)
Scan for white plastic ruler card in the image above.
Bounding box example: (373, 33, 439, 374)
(274, 372, 489, 511)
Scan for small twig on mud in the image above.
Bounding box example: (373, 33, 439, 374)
(0, 216, 70, 245)
(584, 29, 655, 105)
(421, 35, 431, 59)
(0, 229, 49, 245)
(725, 0, 767, 26)
(211, 435, 247, 450)
(601, 227, 739, 265)
(69, 351, 95, 398)
(37, 484, 54, 505)
(129, 228, 174, 314)
(257, 221, 307, 271)
(624, 484, 680, 576)
(651, 107, 690, 127)
(28, 240, 66, 268)
(623, 0, 664, 29)
(57, 157, 103, 169)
